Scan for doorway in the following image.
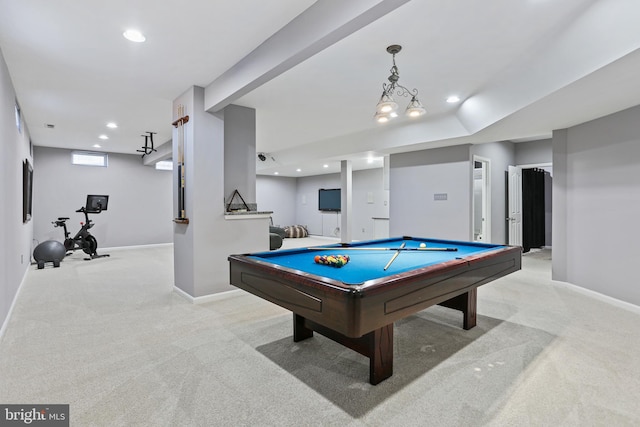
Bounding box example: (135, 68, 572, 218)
(507, 165, 522, 247)
(507, 164, 552, 251)
(472, 156, 491, 242)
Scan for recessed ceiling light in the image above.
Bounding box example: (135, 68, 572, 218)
(123, 29, 146, 43)
(93, 144, 101, 148)
(323, 164, 329, 168)
(296, 168, 301, 172)
(274, 172, 279, 175)
(446, 95, 460, 103)
(98, 134, 109, 140)
(106, 122, 118, 129)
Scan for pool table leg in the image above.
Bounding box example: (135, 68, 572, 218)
(439, 289, 477, 330)
(293, 313, 314, 341)
(461, 288, 477, 330)
(292, 314, 394, 385)
(368, 324, 393, 385)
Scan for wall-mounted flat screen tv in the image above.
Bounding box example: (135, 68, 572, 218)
(318, 188, 341, 212)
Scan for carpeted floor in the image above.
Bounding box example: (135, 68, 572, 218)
(1, 240, 639, 426)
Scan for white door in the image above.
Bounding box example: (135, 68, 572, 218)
(507, 166, 522, 246)
(472, 157, 491, 242)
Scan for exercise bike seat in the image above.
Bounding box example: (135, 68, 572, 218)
(57, 217, 70, 221)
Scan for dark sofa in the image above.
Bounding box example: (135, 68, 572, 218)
(269, 226, 286, 250)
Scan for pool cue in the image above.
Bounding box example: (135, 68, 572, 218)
(307, 247, 458, 252)
(179, 105, 185, 219)
(171, 106, 190, 223)
(384, 242, 405, 271)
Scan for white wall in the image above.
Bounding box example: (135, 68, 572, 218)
(352, 168, 389, 240)
(0, 48, 33, 331)
(389, 145, 472, 240)
(33, 146, 173, 248)
(554, 104, 640, 305)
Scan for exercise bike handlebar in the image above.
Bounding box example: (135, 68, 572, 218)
(75, 205, 104, 225)
(76, 205, 104, 214)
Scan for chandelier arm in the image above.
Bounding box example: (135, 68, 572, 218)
(382, 82, 395, 97)
(392, 83, 419, 99)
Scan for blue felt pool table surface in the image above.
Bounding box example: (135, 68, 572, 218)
(248, 236, 506, 286)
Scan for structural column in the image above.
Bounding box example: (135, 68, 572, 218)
(172, 88, 269, 301)
(551, 128, 568, 282)
(340, 160, 352, 243)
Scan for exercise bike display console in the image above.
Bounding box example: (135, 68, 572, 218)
(53, 195, 110, 260)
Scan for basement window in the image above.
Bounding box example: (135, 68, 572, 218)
(155, 160, 173, 170)
(71, 151, 108, 167)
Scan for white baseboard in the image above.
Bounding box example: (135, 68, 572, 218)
(306, 235, 340, 240)
(0, 266, 30, 344)
(173, 286, 242, 304)
(102, 242, 173, 251)
(552, 280, 640, 314)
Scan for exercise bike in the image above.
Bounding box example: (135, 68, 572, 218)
(53, 195, 110, 260)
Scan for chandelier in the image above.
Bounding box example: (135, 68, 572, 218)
(374, 45, 426, 123)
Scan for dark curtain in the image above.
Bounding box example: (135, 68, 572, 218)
(522, 168, 546, 252)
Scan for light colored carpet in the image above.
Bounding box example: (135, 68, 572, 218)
(1, 241, 639, 426)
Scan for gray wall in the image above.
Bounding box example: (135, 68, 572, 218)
(554, 104, 640, 306)
(389, 145, 472, 240)
(256, 175, 297, 227)
(515, 138, 552, 165)
(1, 48, 33, 331)
(296, 173, 342, 236)
(172, 86, 270, 299)
(259, 140, 549, 245)
(224, 105, 256, 207)
(472, 141, 517, 244)
(293, 169, 389, 239)
(33, 146, 173, 248)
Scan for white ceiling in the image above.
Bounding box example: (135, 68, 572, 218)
(2, 0, 640, 177)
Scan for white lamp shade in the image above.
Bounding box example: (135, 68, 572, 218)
(405, 97, 426, 117)
(376, 93, 398, 114)
(374, 111, 390, 123)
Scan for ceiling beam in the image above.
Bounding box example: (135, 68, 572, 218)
(204, 0, 411, 113)
(456, 0, 640, 135)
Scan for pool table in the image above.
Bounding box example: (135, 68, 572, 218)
(228, 236, 521, 384)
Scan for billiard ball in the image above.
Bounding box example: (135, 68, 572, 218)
(419, 243, 427, 248)
(314, 254, 350, 267)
